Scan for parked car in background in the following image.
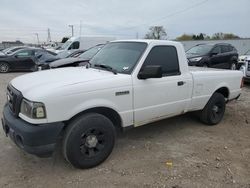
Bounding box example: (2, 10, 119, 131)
(187, 43, 238, 70)
(48, 44, 104, 69)
(0, 48, 56, 73)
(238, 50, 250, 63)
(238, 50, 250, 82)
(52, 36, 115, 54)
(42, 49, 86, 64)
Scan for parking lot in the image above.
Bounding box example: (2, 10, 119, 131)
(0, 73, 250, 188)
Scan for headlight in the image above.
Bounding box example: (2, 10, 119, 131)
(189, 57, 202, 62)
(20, 99, 46, 119)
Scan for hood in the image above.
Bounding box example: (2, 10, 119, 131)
(0, 54, 7, 58)
(10, 67, 130, 101)
(50, 57, 88, 68)
(186, 53, 204, 59)
(49, 57, 78, 67)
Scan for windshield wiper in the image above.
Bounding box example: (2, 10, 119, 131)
(94, 64, 117, 75)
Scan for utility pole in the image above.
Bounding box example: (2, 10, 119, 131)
(68, 25, 74, 36)
(34, 33, 40, 45)
(79, 20, 82, 36)
(136, 32, 139, 39)
(47, 28, 51, 43)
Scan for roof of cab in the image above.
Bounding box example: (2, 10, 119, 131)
(111, 39, 180, 45)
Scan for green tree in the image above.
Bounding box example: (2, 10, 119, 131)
(175, 34, 193, 41)
(223, 33, 240, 39)
(211, 33, 240, 40)
(145, 26, 167, 39)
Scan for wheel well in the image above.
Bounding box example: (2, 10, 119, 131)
(66, 107, 123, 132)
(0, 61, 9, 65)
(215, 87, 229, 98)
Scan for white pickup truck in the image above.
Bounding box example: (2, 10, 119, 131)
(2, 40, 243, 169)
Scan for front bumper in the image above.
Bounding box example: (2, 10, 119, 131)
(2, 104, 65, 157)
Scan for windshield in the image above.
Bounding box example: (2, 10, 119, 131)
(186, 45, 213, 55)
(245, 50, 250, 55)
(79, 45, 104, 60)
(60, 40, 73, 50)
(2, 47, 24, 55)
(90, 42, 147, 74)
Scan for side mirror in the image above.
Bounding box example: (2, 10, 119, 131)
(211, 52, 218, 56)
(138, 65, 162, 80)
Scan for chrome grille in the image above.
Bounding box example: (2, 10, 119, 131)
(7, 85, 22, 117)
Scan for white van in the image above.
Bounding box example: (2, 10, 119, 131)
(54, 36, 116, 55)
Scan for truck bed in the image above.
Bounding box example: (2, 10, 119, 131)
(188, 66, 242, 111)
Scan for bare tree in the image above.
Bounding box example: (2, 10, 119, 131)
(145, 26, 167, 40)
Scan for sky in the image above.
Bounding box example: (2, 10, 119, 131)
(0, 0, 249, 43)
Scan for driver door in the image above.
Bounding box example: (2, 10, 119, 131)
(210, 46, 224, 68)
(133, 45, 192, 126)
(13, 50, 35, 70)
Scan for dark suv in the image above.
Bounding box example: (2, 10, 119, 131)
(186, 43, 238, 70)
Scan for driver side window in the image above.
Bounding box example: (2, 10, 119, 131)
(142, 46, 180, 76)
(211, 46, 221, 54)
(68, 41, 80, 50)
(16, 50, 32, 57)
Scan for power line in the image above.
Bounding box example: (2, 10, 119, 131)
(123, 0, 210, 30)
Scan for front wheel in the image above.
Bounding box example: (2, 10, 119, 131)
(200, 92, 226, 125)
(63, 113, 116, 169)
(0, 62, 10, 73)
(203, 63, 208, 68)
(230, 62, 237, 70)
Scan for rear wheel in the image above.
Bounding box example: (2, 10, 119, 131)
(0, 62, 9, 73)
(63, 113, 116, 169)
(200, 93, 226, 125)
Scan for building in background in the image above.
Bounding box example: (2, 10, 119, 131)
(0, 40, 24, 50)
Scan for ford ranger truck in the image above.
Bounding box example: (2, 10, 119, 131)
(1, 40, 243, 169)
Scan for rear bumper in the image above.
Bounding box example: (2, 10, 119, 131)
(2, 104, 65, 157)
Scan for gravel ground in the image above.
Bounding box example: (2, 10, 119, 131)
(0, 72, 250, 188)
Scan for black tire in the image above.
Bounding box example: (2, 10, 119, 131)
(0, 62, 10, 73)
(200, 92, 225, 125)
(63, 113, 116, 169)
(203, 63, 208, 68)
(230, 62, 237, 70)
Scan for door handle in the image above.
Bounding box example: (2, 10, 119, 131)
(177, 81, 185, 86)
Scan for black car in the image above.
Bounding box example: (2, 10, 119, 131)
(0, 48, 56, 73)
(187, 43, 238, 70)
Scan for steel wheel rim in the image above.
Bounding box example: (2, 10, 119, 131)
(231, 63, 236, 70)
(211, 103, 223, 120)
(80, 128, 105, 157)
(0, 63, 8, 72)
